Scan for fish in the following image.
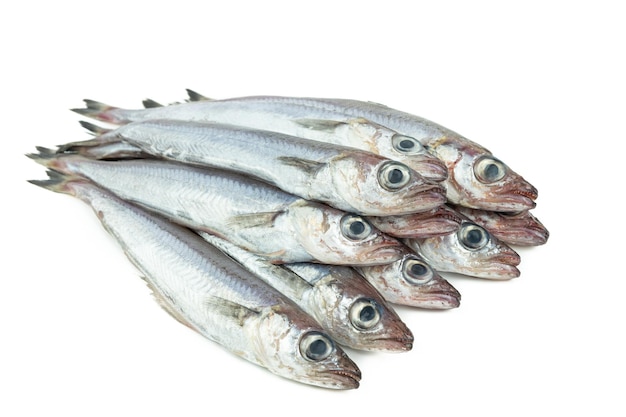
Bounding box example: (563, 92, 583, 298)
(199, 232, 413, 352)
(27, 172, 361, 389)
(367, 204, 463, 238)
(450, 204, 549, 246)
(62, 119, 447, 216)
(404, 219, 521, 280)
(72, 93, 537, 211)
(27, 149, 404, 265)
(355, 247, 462, 309)
(72, 97, 449, 183)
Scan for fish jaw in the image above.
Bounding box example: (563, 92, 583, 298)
(356, 250, 461, 309)
(288, 202, 404, 266)
(319, 153, 447, 216)
(246, 304, 361, 390)
(453, 206, 549, 246)
(428, 137, 538, 211)
(345, 119, 448, 182)
(303, 265, 413, 352)
(404, 221, 522, 280)
(368, 204, 463, 238)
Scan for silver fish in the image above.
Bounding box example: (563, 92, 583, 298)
(72, 93, 537, 211)
(64, 119, 446, 216)
(28, 172, 361, 389)
(73, 97, 449, 183)
(28, 150, 404, 265)
(404, 220, 521, 280)
(450, 205, 549, 246)
(355, 248, 461, 309)
(367, 204, 463, 238)
(200, 232, 413, 352)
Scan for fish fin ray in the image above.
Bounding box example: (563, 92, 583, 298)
(227, 211, 282, 229)
(276, 156, 325, 176)
(142, 98, 164, 108)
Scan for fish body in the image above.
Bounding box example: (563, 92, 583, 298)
(28, 151, 403, 265)
(404, 219, 521, 280)
(28, 173, 361, 389)
(74, 97, 448, 182)
(355, 248, 461, 309)
(200, 233, 413, 352)
(72, 119, 446, 216)
(73, 94, 537, 211)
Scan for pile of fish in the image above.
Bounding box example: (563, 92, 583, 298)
(27, 90, 548, 390)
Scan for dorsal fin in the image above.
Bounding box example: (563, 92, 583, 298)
(142, 98, 164, 108)
(186, 89, 213, 102)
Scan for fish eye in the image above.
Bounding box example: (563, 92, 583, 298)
(474, 156, 507, 183)
(458, 222, 490, 250)
(391, 134, 424, 155)
(402, 258, 434, 285)
(300, 332, 334, 361)
(340, 215, 373, 241)
(378, 161, 411, 191)
(349, 298, 381, 331)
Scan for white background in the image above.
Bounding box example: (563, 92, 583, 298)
(3, 1, 624, 416)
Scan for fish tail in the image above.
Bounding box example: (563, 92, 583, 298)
(71, 99, 124, 124)
(26, 146, 78, 175)
(27, 170, 82, 197)
(79, 120, 112, 136)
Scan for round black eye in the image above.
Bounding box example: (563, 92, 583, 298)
(300, 332, 334, 361)
(392, 134, 424, 154)
(378, 161, 411, 191)
(458, 222, 490, 250)
(402, 258, 434, 284)
(474, 156, 507, 183)
(340, 215, 373, 241)
(349, 299, 381, 330)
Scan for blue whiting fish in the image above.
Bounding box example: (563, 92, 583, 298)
(199, 232, 413, 352)
(355, 248, 461, 309)
(59, 139, 462, 239)
(28, 172, 362, 389)
(404, 219, 521, 280)
(71, 92, 537, 211)
(72, 97, 449, 183)
(28, 150, 405, 266)
(367, 204, 463, 238)
(61, 119, 447, 216)
(450, 204, 549, 246)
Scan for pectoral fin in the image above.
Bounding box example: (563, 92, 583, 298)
(293, 118, 347, 132)
(276, 156, 325, 176)
(204, 296, 260, 326)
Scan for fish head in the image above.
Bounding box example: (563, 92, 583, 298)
(325, 152, 446, 215)
(429, 137, 538, 211)
(301, 264, 413, 352)
(453, 206, 549, 246)
(343, 119, 448, 182)
(290, 202, 405, 265)
(405, 220, 521, 279)
(248, 303, 361, 389)
(357, 249, 461, 309)
(368, 204, 463, 238)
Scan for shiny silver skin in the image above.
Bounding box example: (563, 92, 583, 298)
(71, 94, 537, 211)
(450, 204, 549, 246)
(72, 96, 448, 182)
(28, 150, 404, 265)
(355, 248, 461, 309)
(200, 233, 413, 352)
(404, 220, 521, 280)
(28, 174, 361, 389)
(67, 119, 446, 216)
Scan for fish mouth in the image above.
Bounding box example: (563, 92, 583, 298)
(404, 185, 448, 212)
(370, 335, 414, 352)
(471, 263, 520, 280)
(324, 368, 362, 389)
(357, 239, 405, 266)
(498, 224, 550, 246)
(407, 209, 463, 237)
